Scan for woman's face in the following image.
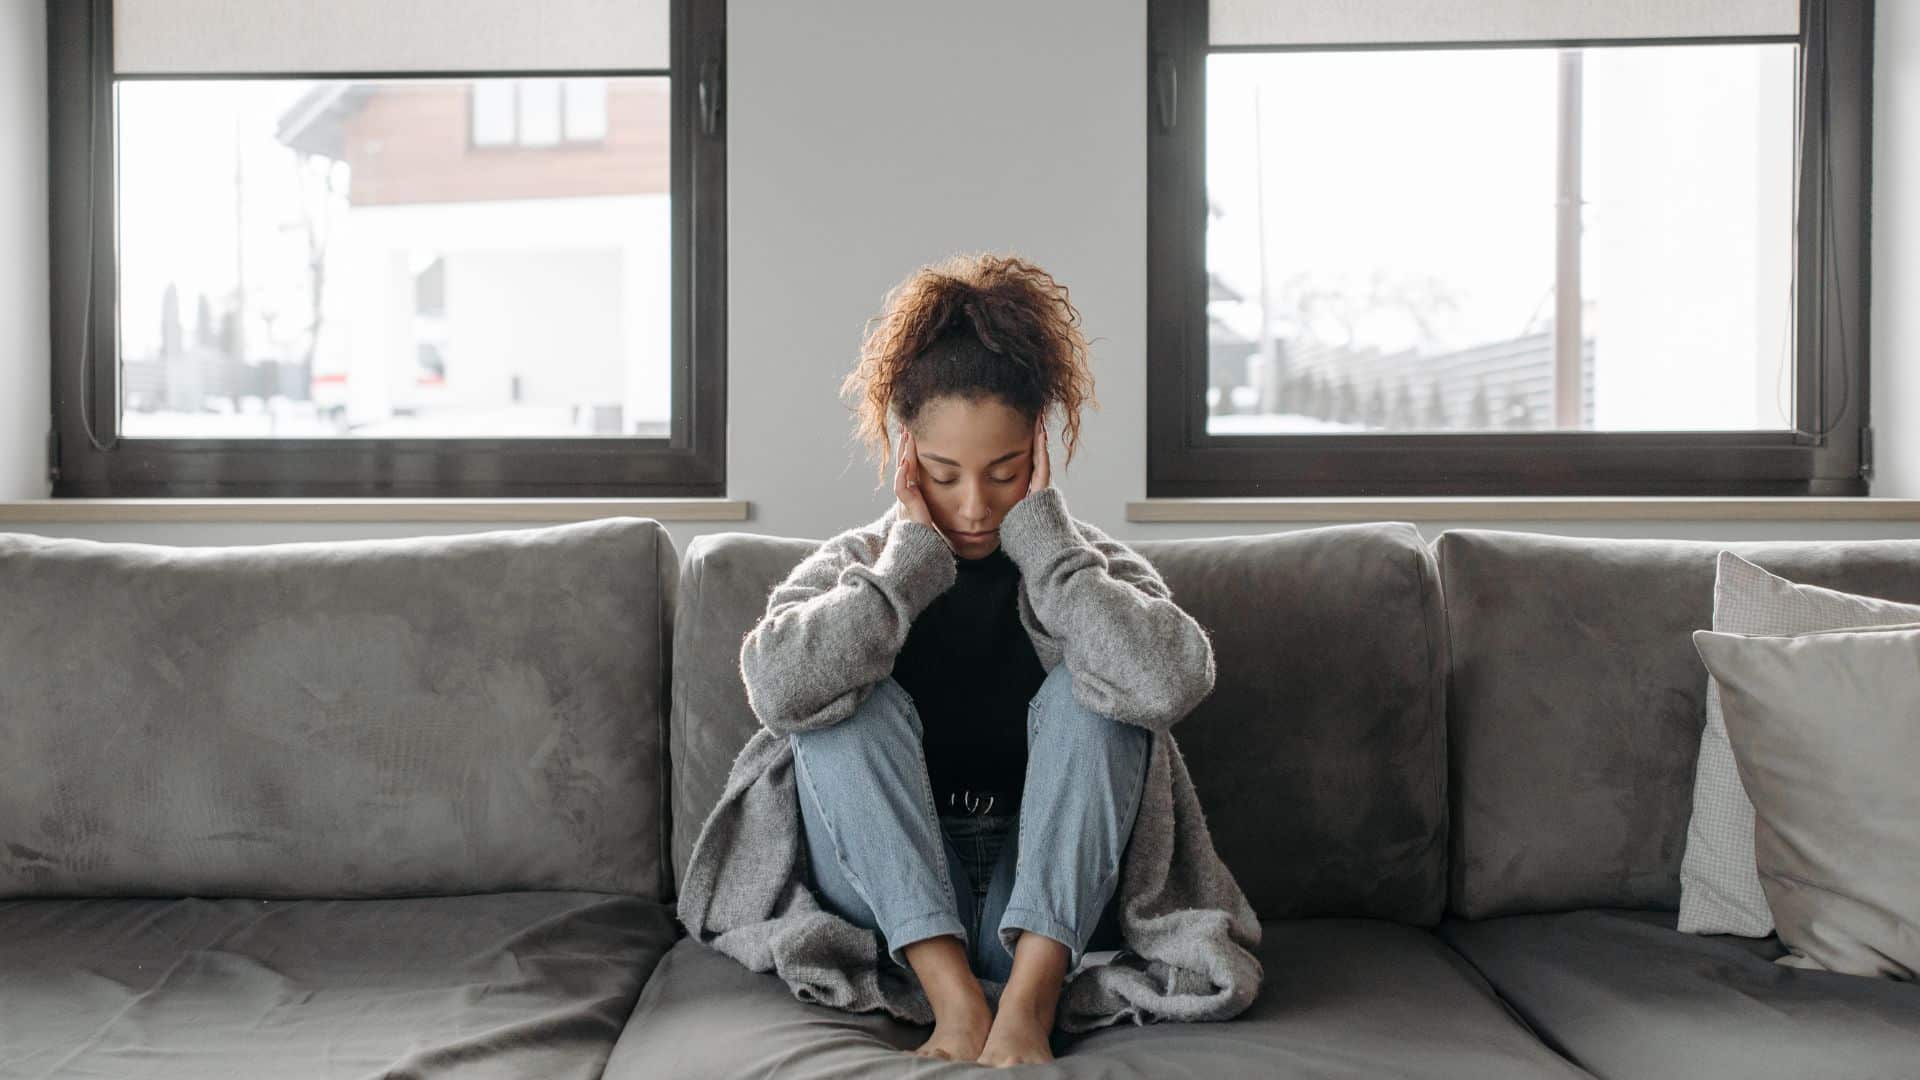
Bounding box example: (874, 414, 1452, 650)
(907, 396, 1034, 558)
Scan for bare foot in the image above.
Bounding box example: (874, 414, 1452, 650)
(904, 935, 994, 1062)
(914, 998, 992, 1062)
(977, 930, 1069, 1067)
(976, 994, 1055, 1067)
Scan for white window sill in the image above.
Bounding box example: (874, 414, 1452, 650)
(0, 498, 751, 524)
(5, 496, 1914, 525)
(1127, 497, 1920, 523)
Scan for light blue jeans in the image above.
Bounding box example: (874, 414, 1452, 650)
(790, 663, 1152, 983)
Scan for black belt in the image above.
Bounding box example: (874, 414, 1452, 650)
(937, 786, 1020, 818)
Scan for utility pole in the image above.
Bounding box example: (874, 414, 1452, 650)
(1253, 83, 1278, 414)
(233, 108, 253, 427)
(1553, 50, 1585, 430)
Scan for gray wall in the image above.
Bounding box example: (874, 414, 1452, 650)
(2, 0, 48, 501)
(728, 0, 1145, 542)
(3, 0, 1917, 553)
(1874, 0, 1919, 499)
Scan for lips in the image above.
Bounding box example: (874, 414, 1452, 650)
(953, 529, 996, 540)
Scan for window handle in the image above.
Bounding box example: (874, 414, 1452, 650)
(699, 56, 723, 137)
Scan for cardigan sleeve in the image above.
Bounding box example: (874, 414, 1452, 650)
(738, 518, 957, 736)
(995, 486, 1217, 733)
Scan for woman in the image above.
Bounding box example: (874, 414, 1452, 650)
(678, 253, 1261, 1067)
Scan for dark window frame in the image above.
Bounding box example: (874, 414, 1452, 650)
(46, 0, 726, 497)
(1146, 0, 1872, 497)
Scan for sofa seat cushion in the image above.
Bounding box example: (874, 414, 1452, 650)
(0, 891, 676, 1079)
(603, 919, 1588, 1079)
(1438, 908, 1920, 1080)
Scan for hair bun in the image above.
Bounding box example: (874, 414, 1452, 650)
(845, 252, 1093, 487)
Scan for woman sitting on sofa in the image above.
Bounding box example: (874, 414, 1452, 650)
(676, 252, 1262, 1067)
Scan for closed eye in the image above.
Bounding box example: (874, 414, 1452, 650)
(933, 475, 1018, 485)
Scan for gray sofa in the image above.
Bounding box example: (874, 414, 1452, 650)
(3, 518, 1916, 1079)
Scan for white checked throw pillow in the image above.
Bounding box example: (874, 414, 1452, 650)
(1677, 552, 1920, 937)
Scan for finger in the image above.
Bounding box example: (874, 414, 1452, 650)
(1033, 420, 1051, 490)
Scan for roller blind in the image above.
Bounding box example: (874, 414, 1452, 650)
(112, 0, 671, 75)
(1211, 0, 1802, 48)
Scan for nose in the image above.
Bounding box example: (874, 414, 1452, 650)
(960, 483, 991, 529)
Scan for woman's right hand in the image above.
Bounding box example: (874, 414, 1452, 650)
(893, 429, 939, 533)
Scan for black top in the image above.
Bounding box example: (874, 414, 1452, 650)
(889, 545, 1046, 806)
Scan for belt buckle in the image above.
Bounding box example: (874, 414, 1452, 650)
(947, 788, 999, 817)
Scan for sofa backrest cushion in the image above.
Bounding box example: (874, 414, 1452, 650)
(1438, 529, 1920, 919)
(0, 518, 676, 900)
(671, 521, 1449, 924)
(668, 531, 817, 894)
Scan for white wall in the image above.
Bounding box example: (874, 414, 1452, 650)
(2, 0, 48, 499)
(1874, 0, 1920, 496)
(4, 0, 1919, 551)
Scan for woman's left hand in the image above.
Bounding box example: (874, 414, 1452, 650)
(1028, 415, 1051, 495)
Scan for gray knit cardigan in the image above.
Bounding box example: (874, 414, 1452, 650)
(675, 485, 1263, 1032)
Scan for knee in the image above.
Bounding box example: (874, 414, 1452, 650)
(1029, 667, 1149, 754)
(792, 676, 920, 754)
(1028, 662, 1077, 715)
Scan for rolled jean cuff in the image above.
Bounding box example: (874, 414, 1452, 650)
(998, 905, 1088, 968)
(882, 910, 969, 969)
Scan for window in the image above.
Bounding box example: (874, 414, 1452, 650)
(564, 79, 611, 142)
(48, 0, 725, 497)
(470, 79, 608, 148)
(518, 79, 565, 146)
(470, 82, 517, 147)
(1148, 0, 1870, 496)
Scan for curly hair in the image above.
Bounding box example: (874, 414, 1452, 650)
(842, 252, 1099, 487)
